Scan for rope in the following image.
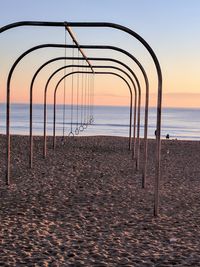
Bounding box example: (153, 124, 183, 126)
(91, 74, 95, 123)
(83, 71, 88, 129)
(69, 42, 74, 137)
(89, 74, 92, 124)
(62, 30, 67, 139)
(87, 72, 91, 125)
(79, 62, 84, 132)
(75, 49, 80, 135)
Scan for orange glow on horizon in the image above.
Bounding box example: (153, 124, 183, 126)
(1, 69, 199, 108)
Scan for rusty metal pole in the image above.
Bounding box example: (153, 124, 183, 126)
(64, 23, 94, 73)
(6, 78, 10, 185)
(132, 89, 137, 159)
(29, 64, 52, 167)
(136, 88, 141, 171)
(43, 90, 47, 158)
(53, 89, 57, 149)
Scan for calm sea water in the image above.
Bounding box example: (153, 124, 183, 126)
(0, 103, 199, 140)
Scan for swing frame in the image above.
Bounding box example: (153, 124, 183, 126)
(0, 21, 162, 216)
(42, 64, 136, 158)
(8, 43, 147, 185)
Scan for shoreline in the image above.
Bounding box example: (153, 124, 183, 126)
(1, 133, 199, 141)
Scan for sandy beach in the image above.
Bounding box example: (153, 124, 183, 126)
(0, 135, 200, 266)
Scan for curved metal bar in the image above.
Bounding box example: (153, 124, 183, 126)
(7, 43, 144, 185)
(0, 21, 64, 32)
(53, 71, 132, 150)
(42, 64, 135, 160)
(1, 20, 162, 216)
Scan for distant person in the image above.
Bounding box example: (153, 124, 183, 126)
(154, 129, 157, 137)
(166, 134, 169, 139)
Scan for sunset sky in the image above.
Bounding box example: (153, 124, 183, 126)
(0, 0, 200, 107)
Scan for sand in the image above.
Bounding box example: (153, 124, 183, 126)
(0, 134, 200, 266)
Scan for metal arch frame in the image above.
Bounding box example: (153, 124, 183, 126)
(53, 71, 132, 150)
(6, 43, 146, 186)
(41, 44, 146, 174)
(44, 57, 139, 154)
(1, 21, 162, 216)
(29, 55, 141, 167)
(42, 64, 137, 160)
(78, 45, 147, 176)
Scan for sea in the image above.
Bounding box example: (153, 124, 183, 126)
(0, 103, 199, 140)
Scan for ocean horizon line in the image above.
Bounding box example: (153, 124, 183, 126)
(0, 102, 200, 110)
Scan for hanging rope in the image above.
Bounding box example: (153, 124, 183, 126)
(89, 74, 92, 125)
(69, 42, 75, 137)
(91, 74, 95, 124)
(62, 30, 67, 140)
(87, 72, 91, 125)
(79, 62, 84, 132)
(83, 71, 88, 129)
(75, 49, 80, 135)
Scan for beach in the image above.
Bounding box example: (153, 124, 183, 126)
(0, 135, 200, 266)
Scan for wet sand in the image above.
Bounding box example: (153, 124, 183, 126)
(0, 135, 200, 266)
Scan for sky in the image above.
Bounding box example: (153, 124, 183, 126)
(0, 0, 200, 107)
